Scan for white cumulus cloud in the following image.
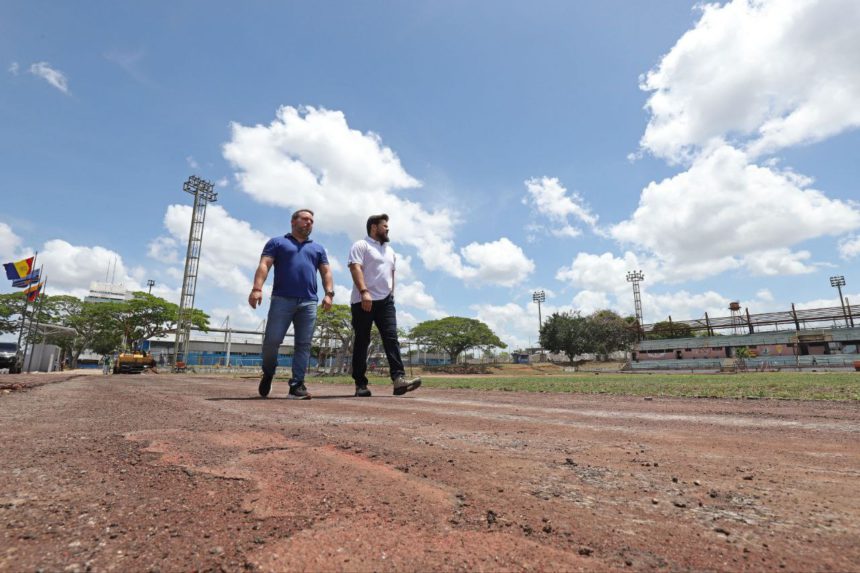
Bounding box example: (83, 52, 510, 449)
(471, 302, 541, 350)
(0, 223, 25, 260)
(460, 238, 535, 287)
(523, 177, 598, 239)
(156, 204, 269, 297)
(396, 280, 443, 316)
(36, 240, 136, 298)
(639, 0, 860, 162)
(556, 251, 650, 292)
(223, 105, 533, 286)
(741, 248, 816, 276)
(838, 235, 860, 259)
(611, 145, 860, 279)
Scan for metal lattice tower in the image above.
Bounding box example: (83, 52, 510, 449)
(173, 176, 217, 368)
(626, 270, 645, 340)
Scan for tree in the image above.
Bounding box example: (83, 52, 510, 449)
(0, 292, 26, 335)
(34, 295, 123, 368)
(649, 320, 692, 340)
(116, 292, 209, 350)
(587, 310, 638, 360)
(30, 292, 209, 367)
(314, 304, 354, 373)
(539, 311, 592, 362)
(409, 317, 506, 363)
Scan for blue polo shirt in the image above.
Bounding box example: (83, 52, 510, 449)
(261, 234, 329, 300)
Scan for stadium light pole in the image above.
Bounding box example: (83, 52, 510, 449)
(147, 279, 155, 294)
(532, 290, 546, 336)
(173, 175, 217, 369)
(830, 275, 849, 327)
(627, 270, 645, 340)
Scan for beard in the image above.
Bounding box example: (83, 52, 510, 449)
(293, 225, 312, 239)
(378, 231, 390, 243)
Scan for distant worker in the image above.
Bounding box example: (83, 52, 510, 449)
(102, 355, 111, 375)
(348, 213, 421, 397)
(249, 209, 333, 400)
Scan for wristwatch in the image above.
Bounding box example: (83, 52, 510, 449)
(325, 290, 335, 297)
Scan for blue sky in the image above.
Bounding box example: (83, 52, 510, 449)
(2, 0, 859, 349)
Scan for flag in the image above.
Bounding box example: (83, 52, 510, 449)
(4, 257, 34, 280)
(24, 281, 43, 302)
(11, 269, 41, 288)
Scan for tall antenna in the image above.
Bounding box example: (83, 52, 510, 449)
(626, 270, 645, 340)
(173, 175, 217, 369)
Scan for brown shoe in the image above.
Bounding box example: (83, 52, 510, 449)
(393, 376, 421, 396)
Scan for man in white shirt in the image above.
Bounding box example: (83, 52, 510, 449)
(348, 213, 421, 397)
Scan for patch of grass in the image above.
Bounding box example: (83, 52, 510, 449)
(306, 372, 860, 401)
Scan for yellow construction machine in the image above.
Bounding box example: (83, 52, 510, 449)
(114, 351, 156, 374)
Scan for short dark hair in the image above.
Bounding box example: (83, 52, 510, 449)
(291, 209, 314, 221)
(366, 213, 389, 235)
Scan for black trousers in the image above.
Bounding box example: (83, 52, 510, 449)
(351, 294, 404, 385)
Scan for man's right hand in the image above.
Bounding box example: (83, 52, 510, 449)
(361, 290, 372, 312)
(249, 289, 263, 309)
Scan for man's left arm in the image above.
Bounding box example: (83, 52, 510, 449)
(319, 263, 334, 310)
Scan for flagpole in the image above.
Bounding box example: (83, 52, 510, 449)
(14, 251, 38, 372)
(24, 272, 47, 373)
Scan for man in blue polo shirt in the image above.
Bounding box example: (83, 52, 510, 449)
(249, 209, 334, 399)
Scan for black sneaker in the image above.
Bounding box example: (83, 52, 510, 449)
(258, 373, 273, 398)
(288, 382, 311, 400)
(393, 376, 421, 396)
(355, 385, 372, 397)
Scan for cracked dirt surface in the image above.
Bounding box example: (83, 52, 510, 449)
(1, 372, 859, 572)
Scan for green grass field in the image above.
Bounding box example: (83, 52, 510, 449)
(304, 372, 860, 401)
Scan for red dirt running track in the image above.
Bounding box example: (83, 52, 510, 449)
(2, 372, 859, 572)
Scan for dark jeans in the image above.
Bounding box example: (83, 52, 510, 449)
(351, 294, 404, 386)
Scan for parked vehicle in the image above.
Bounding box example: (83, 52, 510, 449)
(0, 342, 20, 373)
(114, 351, 156, 374)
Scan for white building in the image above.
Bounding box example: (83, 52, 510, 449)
(84, 282, 134, 304)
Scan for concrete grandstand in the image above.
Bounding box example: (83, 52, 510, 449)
(632, 303, 860, 371)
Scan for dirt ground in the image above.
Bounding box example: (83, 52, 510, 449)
(1, 372, 859, 572)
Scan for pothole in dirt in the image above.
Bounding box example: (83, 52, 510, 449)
(526, 465, 626, 507)
(423, 430, 543, 453)
(690, 491, 777, 528)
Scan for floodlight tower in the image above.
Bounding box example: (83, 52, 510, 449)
(830, 275, 849, 327)
(532, 290, 546, 335)
(173, 176, 217, 369)
(626, 270, 645, 340)
(147, 279, 155, 294)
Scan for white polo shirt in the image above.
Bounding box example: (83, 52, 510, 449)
(348, 236, 396, 304)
